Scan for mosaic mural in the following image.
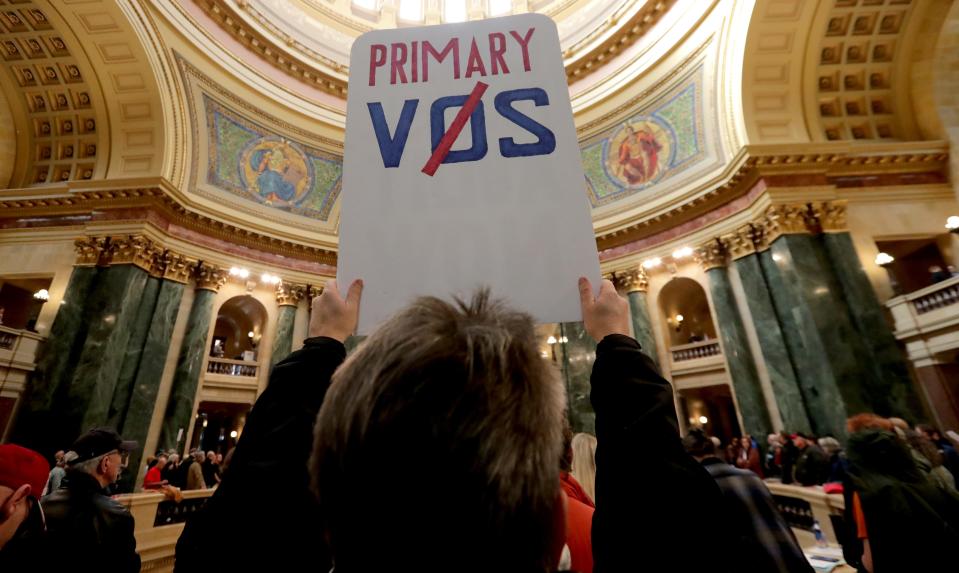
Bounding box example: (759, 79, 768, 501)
(582, 69, 705, 207)
(205, 96, 341, 221)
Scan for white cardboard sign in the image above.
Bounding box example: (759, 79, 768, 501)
(338, 13, 601, 334)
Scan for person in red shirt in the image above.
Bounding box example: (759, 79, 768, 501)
(144, 454, 168, 490)
(560, 426, 593, 573)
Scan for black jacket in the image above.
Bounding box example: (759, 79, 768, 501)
(590, 335, 735, 572)
(41, 471, 140, 573)
(175, 336, 344, 572)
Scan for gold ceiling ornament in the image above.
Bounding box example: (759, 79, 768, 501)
(695, 239, 727, 271)
(161, 252, 198, 284)
(74, 236, 109, 267)
(194, 263, 228, 292)
(106, 235, 163, 272)
(809, 200, 848, 233)
(759, 204, 813, 245)
(612, 267, 649, 293)
(275, 282, 305, 307)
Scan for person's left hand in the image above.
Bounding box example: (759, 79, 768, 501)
(309, 279, 363, 342)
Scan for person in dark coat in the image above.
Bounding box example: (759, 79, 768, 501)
(793, 434, 830, 486)
(780, 431, 799, 484)
(42, 428, 140, 573)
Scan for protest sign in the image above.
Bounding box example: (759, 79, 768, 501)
(338, 13, 600, 333)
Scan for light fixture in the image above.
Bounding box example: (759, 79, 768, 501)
(261, 273, 281, 285)
(947, 216, 959, 233)
(230, 430, 238, 439)
(248, 331, 255, 338)
(33, 289, 49, 301)
(642, 257, 662, 269)
(559, 336, 568, 344)
(675, 314, 684, 323)
(875, 252, 895, 267)
(229, 267, 250, 279)
(202, 419, 208, 428)
(698, 415, 708, 424)
(547, 336, 557, 345)
(672, 246, 694, 259)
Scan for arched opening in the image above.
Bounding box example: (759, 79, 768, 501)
(211, 295, 268, 361)
(657, 277, 717, 348)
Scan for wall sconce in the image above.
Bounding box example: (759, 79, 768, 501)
(875, 252, 894, 267)
(947, 216, 959, 233)
(229, 267, 250, 279)
(675, 314, 684, 324)
(547, 335, 557, 345)
(672, 246, 693, 259)
(261, 273, 281, 285)
(642, 257, 662, 270)
(33, 289, 49, 301)
(230, 430, 238, 439)
(698, 415, 708, 424)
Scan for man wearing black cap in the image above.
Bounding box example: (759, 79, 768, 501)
(42, 428, 140, 573)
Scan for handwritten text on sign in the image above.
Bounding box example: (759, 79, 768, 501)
(339, 15, 601, 333)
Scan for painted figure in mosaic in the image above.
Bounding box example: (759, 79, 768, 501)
(615, 124, 662, 185)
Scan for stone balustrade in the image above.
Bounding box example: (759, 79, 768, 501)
(206, 357, 259, 377)
(886, 276, 959, 366)
(765, 481, 846, 547)
(670, 339, 722, 362)
(0, 326, 45, 438)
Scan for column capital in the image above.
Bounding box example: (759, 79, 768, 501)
(276, 282, 305, 307)
(104, 235, 163, 273)
(726, 225, 767, 261)
(758, 203, 813, 244)
(810, 200, 848, 233)
(306, 284, 325, 301)
(612, 268, 649, 293)
(695, 239, 727, 271)
(74, 236, 109, 266)
(194, 263, 227, 292)
(161, 252, 197, 284)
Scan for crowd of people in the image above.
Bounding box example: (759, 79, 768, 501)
(2, 277, 959, 572)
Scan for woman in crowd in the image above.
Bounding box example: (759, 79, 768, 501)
(734, 435, 764, 478)
(571, 432, 597, 504)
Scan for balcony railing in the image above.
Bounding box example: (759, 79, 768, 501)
(886, 276, 959, 363)
(913, 278, 959, 314)
(115, 488, 215, 572)
(206, 357, 259, 378)
(670, 339, 722, 362)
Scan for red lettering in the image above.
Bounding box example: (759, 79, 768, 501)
(369, 44, 387, 86)
(509, 28, 535, 72)
(422, 38, 460, 81)
(465, 38, 487, 78)
(488, 33, 509, 75)
(390, 43, 408, 84)
(411, 41, 419, 83)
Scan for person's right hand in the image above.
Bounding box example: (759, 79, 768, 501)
(579, 277, 630, 342)
(310, 279, 363, 343)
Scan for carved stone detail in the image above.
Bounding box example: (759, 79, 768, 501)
(276, 282, 305, 307)
(613, 268, 649, 293)
(760, 204, 813, 244)
(696, 239, 727, 271)
(74, 236, 108, 266)
(105, 235, 162, 272)
(726, 225, 766, 260)
(194, 263, 227, 292)
(161, 252, 197, 284)
(810, 200, 848, 233)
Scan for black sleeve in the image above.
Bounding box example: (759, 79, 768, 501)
(175, 336, 345, 572)
(589, 334, 732, 572)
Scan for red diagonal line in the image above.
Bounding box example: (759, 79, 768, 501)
(421, 81, 488, 176)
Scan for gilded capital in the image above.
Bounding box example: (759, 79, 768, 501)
(810, 200, 847, 233)
(613, 268, 649, 293)
(275, 282, 305, 307)
(105, 235, 162, 272)
(161, 252, 197, 284)
(760, 204, 812, 244)
(726, 225, 765, 260)
(695, 239, 727, 271)
(194, 263, 227, 292)
(306, 284, 325, 301)
(74, 236, 108, 266)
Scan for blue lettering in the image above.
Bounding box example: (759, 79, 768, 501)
(430, 95, 488, 164)
(494, 88, 555, 158)
(368, 99, 419, 168)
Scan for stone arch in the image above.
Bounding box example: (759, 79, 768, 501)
(212, 295, 270, 361)
(934, 0, 959, 199)
(657, 276, 718, 349)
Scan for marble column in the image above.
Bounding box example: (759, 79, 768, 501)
(614, 268, 659, 368)
(812, 202, 923, 420)
(270, 283, 303, 368)
(11, 238, 106, 452)
(158, 263, 225, 452)
(727, 227, 812, 434)
(559, 322, 596, 434)
(702, 255, 773, 441)
(106, 275, 161, 429)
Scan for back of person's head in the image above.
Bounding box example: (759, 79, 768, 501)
(847, 413, 894, 434)
(904, 429, 944, 467)
(916, 424, 941, 441)
(310, 291, 566, 572)
(683, 429, 716, 459)
(818, 437, 841, 456)
(570, 432, 597, 500)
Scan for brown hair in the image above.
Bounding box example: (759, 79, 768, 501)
(310, 290, 566, 572)
(846, 413, 894, 434)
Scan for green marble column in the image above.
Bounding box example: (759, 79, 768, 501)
(67, 264, 150, 436)
(704, 267, 772, 440)
(732, 254, 811, 434)
(270, 305, 297, 368)
(158, 287, 217, 452)
(106, 275, 161, 428)
(820, 232, 922, 420)
(758, 234, 875, 438)
(118, 279, 186, 491)
(559, 322, 596, 434)
(12, 264, 99, 452)
(626, 291, 659, 369)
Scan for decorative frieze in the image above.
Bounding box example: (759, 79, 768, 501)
(194, 263, 227, 292)
(161, 252, 197, 284)
(275, 282, 305, 307)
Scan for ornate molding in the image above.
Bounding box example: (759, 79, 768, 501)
(725, 225, 764, 260)
(275, 282, 305, 307)
(105, 235, 162, 272)
(759, 204, 814, 245)
(74, 236, 108, 267)
(810, 200, 848, 233)
(161, 252, 198, 284)
(612, 268, 649, 293)
(194, 263, 227, 292)
(695, 239, 727, 271)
